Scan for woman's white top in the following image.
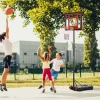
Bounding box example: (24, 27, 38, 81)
(3, 38, 12, 56)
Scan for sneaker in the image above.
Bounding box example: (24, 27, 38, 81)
(42, 88, 45, 93)
(0, 84, 3, 92)
(53, 87, 56, 93)
(2, 84, 8, 91)
(38, 85, 43, 89)
(50, 87, 53, 92)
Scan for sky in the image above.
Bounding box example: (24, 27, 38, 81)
(0, 9, 100, 48)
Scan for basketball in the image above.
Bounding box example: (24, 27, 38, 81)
(5, 7, 14, 15)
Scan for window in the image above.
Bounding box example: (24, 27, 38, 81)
(24, 53, 27, 55)
(0, 53, 4, 55)
(66, 50, 71, 62)
(34, 53, 37, 55)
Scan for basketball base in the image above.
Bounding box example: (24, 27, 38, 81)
(69, 84, 93, 91)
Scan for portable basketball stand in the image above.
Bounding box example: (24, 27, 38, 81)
(63, 12, 93, 91)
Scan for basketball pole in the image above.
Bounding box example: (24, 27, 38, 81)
(64, 12, 83, 90)
(72, 29, 75, 88)
(65, 12, 93, 91)
(72, 28, 81, 89)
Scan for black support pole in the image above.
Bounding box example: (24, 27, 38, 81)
(72, 30, 75, 88)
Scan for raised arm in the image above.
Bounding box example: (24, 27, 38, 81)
(6, 16, 9, 39)
(37, 47, 44, 61)
(48, 45, 52, 58)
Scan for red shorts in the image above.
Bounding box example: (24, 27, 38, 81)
(42, 68, 52, 81)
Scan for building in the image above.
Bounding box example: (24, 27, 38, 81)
(0, 41, 84, 68)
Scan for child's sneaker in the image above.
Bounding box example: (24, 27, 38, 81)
(50, 87, 53, 92)
(0, 84, 3, 91)
(42, 88, 45, 93)
(2, 84, 8, 91)
(38, 85, 43, 89)
(53, 87, 56, 93)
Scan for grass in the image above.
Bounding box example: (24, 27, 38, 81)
(0, 72, 100, 88)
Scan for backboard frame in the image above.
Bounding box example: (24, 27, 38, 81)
(64, 12, 82, 30)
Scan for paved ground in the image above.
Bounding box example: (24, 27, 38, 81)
(0, 86, 100, 100)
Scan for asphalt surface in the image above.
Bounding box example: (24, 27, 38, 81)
(0, 86, 100, 100)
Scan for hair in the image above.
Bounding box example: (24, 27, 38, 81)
(44, 52, 50, 61)
(56, 52, 62, 57)
(0, 32, 6, 42)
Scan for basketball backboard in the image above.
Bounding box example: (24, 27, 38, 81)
(64, 12, 82, 30)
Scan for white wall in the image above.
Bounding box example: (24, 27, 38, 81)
(0, 41, 84, 66)
(20, 41, 39, 65)
(12, 41, 21, 64)
(75, 44, 84, 64)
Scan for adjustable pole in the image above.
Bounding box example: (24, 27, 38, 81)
(73, 30, 75, 88)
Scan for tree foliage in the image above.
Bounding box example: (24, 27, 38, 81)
(0, 0, 99, 69)
(0, 0, 81, 59)
(75, 0, 100, 70)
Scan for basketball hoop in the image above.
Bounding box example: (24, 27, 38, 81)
(61, 12, 91, 91)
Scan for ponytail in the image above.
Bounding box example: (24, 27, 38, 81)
(44, 52, 50, 61)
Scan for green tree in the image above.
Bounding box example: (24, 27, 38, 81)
(84, 33, 99, 71)
(1, 0, 99, 69)
(0, 0, 81, 59)
(75, 0, 100, 71)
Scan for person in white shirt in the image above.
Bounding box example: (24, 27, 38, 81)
(0, 17, 12, 91)
(38, 52, 65, 92)
(51, 53, 65, 81)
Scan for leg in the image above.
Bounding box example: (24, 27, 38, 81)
(51, 69, 59, 85)
(0, 55, 11, 91)
(38, 75, 49, 89)
(49, 80, 56, 93)
(42, 80, 45, 93)
(47, 69, 56, 93)
(42, 69, 47, 93)
(52, 78, 56, 85)
(50, 69, 59, 92)
(1, 68, 9, 84)
(0, 68, 9, 91)
(50, 77, 56, 92)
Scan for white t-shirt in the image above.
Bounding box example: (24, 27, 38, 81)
(3, 39, 12, 56)
(50, 58, 63, 72)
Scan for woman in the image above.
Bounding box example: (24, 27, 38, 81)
(0, 17, 12, 91)
(37, 46, 56, 93)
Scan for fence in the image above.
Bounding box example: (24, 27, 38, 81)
(0, 63, 100, 80)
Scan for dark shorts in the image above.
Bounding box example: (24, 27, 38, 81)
(3, 55, 12, 68)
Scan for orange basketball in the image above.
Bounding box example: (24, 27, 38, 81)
(5, 7, 14, 15)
